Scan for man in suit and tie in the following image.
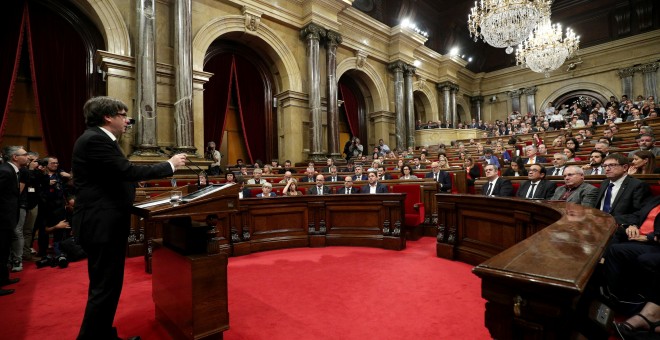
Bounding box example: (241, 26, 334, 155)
(300, 167, 316, 182)
(247, 168, 264, 185)
(361, 171, 388, 194)
(238, 179, 251, 199)
(411, 157, 425, 170)
(0, 146, 29, 296)
(425, 161, 451, 192)
(325, 166, 341, 183)
(583, 150, 605, 175)
(72, 97, 187, 339)
(482, 164, 513, 197)
(352, 165, 368, 181)
(523, 145, 547, 165)
(516, 164, 556, 199)
(550, 166, 599, 207)
(628, 133, 660, 157)
(337, 176, 359, 194)
(603, 128, 622, 145)
(308, 175, 331, 195)
(548, 153, 567, 176)
(377, 166, 392, 181)
(596, 153, 651, 217)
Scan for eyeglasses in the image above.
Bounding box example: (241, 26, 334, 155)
(602, 163, 622, 169)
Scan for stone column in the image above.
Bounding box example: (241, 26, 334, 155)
(523, 86, 538, 114)
(638, 62, 659, 100)
(437, 82, 452, 126)
(404, 64, 416, 148)
(173, 0, 196, 154)
(450, 84, 459, 125)
(470, 96, 483, 122)
(388, 61, 406, 151)
(134, 0, 159, 156)
(300, 23, 326, 161)
(508, 90, 522, 113)
(325, 30, 342, 160)
(617, 67, 636, 98)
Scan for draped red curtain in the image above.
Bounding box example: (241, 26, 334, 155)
(25, 1, 88, 170)
(203, 53, 234, 147)
(339, 82, 360, 138)
(0, 1, 27, 143)
(233, 55, 267, 164)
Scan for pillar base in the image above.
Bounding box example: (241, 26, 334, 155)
(172, 146, 198, 157)
(131, 146, 165, 157)
(308, 152, 326, 162)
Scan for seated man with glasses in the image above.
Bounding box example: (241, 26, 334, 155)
(516, 164, 556, 199)
(550, 166, 599, 207)
(425, 161, 451, 192)
(596, 153, 651, 217)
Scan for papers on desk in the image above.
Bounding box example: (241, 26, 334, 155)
(135, 198, 170, 209)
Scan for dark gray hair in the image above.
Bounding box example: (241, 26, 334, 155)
(2, 145, 24, 162)
(83, 96, 129, 127)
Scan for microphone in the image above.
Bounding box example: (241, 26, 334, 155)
(164, 147, 208, 189)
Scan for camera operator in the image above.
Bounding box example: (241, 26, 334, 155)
(205, 141, 222, 176)
(36, 156, 70, 258)
(37, 195, 75, 268)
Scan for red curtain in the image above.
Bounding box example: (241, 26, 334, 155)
(25, 1, 88, 170)
(203, 53, 234, 147)
(0, 1, 27, 142)
(233, 55, 267, 164)
(339, 82, 360, 138)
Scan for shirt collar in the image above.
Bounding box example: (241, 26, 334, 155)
(99, 126, 117, 141)
(8, 162, 19, 173)
(612, 174, 627, 187)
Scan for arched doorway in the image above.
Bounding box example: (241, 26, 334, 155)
(338, 73, 368, 155)
(203, 40, 276, 166)
(553, 90, 608, 109)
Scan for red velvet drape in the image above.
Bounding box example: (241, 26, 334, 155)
(25, 1, 88, 170)
(233, 55, 267, 164)
(339, 82, 360, 138)
(203, 53, 234, 147)
(0, 1, 27, 143)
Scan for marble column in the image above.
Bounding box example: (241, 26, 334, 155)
(325, 30, 342, 160)
(470, 96, 483, 122)
(173, 0, 196, 154)
(450, 84, 459, 125)
(133, 0, 159, 156)
(404, 64, 416, 148)
(300, 23, 326, 161)
(388, 61, 406, 151)
(617, 67, 636, 98)
(638, 62, 659, 100)
(508, 89, 522, 113)
(436, 82, 452, 126)
(523, 86, 538, 114)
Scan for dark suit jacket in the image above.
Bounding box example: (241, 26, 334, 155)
(596, 176, 651, 217)
(482, 177, 514, 197)
(547, 166, 565, 176)
(308, 185, 331, 195)
(379, 174, 393, 181)
(412, 165, 426, 170)
(337, 187, 360, 194)
(0, 162, 20, 230)
(241, 187, 252, 198)
(425, 171, 452, 192)
(256, 192, 277, 197)
(516, 180, 556, 199)
(72, 127, 173, 245)
(300, 176, 315, 182)
(360, 183, 388, 193)
(353, 174, 368, 181)
(325, 176, 341, 182)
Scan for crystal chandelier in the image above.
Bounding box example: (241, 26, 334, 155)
(515, 17, 580, 77)
(468, 0, 552, 54)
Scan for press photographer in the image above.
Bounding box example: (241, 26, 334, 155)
(205, 141, 223, 175)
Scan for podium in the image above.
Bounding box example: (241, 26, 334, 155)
(132, 183, 240, 340)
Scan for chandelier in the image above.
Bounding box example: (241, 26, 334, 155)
(515, 17, 580, 77)
(468, 0, 552, 54)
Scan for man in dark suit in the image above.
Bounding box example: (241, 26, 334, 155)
(550, 166, 599, 207)
(603, 128, 622, 144)
(0, 146, 29, 296)
(411, 157, 425, 170)
(337, 176, 359, 194)
(377, 166, 392, 181)
(308, 175, 331, 195)
(352, 165, 368, 181)
(300, 167, 316, 182)
(361, 171, 388, 193)
(516, 164, 556, 199)
(72, 97, 187, 340)
(238, 179, 251, 199)
(325, 166, 341, 182)
(425, 161, 451, 192)
(523, 145, 547, 165)
(482, 164, 513, 197)
(548, 153, 567, 176)
(596, 153, 651, 217)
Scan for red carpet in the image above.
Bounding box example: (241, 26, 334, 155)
(0, 237, 489, 339)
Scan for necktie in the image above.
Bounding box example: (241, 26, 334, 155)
(318, 187, 323, 195)
(486, 182, 493, 196)
(593, 168, 599, 175)
(553, 168, 559, 176)
(436, 172, 440, 182)
(527, 183, 537, 199)
(602, 183, 615, 213)
(347, 189, 351, 195)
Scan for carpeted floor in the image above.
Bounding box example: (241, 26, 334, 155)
(0, 237, 490, 339)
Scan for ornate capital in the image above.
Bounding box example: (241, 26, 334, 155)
(616, 67, 636, 78)
(436, 81, 456, 92)
(241, 6, 262, 32)
(523, 86, 537, 95)
(388, 60, 406, 74)
(470, 96, 484, 104)
(326, 30, 343, 48)
(508, 89, 523, 98)
(403, 64, 416, 77)
(300, 23, 326, 41)
(355, 50, 368, 68)
(637, 62, 659, 74)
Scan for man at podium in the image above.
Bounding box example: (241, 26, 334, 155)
(72, 96, 187, 340)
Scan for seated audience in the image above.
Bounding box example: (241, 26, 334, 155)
(337, 176, 359, 194)
(628, 150, 657, 175)
(482, 164, 513, 197)
(308, 175, 331, 195)
(399, 165, 418, 180)
(425, 161, 451, 192)
(550, 166, 598, 207)
(256, 182, 276, 198)
(503, 157, 528, 177)
(360, 171, 388, 194)
(516, 164, 556, 199)
(596, 153, 651, 217)
(464, 157, 481, 187)
(282, 178, 303, 196)
(583, 150, 605, 175)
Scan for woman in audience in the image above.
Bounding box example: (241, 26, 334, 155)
(438, 155, 451, 170)
(565, 137, 581, 153)
(532, 133, 544, 146)
(552, 135, 565, 147)
(393, 159, 404, 171)
(225, 172, 236, 184)
(458, 151, 468, 162)
(495, 143, 511, 164)
(399, 165, 418, 180)
(464, 157, 481, 186)
(563, 148, 581, 162)
(282, 178, 303, 196)
(628, 150, 657, 175)
(503, 157, 528, 177)
(262, 164, 273, 175)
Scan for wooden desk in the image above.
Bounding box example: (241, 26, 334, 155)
(436, 195, 617, 338)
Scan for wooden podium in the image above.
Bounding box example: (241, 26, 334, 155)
(132, 183, 240, 340)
